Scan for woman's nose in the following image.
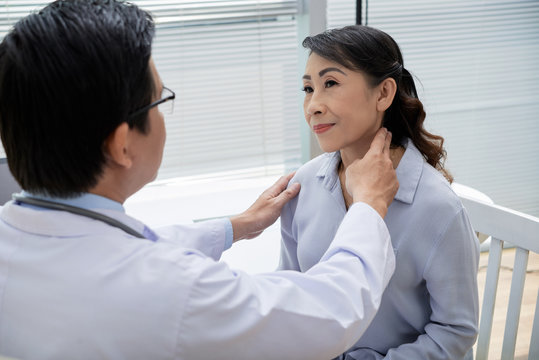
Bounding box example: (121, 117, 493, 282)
(305, 93, 326, 116)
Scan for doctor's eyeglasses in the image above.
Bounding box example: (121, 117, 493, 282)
(128, 86, 176, 118)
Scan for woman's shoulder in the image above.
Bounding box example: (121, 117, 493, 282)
(397, 139, 462, 214)
(416, 162, 464, 214)
(291, 152, 338, 184)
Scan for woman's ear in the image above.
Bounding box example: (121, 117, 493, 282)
(104, 122, 133, 169)
(376, 77, 397, 112)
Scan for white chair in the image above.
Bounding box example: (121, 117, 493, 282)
(452, 182, 517, 252)
(457, 192, 539, 359)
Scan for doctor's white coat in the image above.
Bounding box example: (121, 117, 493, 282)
(0, 200, 394, 360)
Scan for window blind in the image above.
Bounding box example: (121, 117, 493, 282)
(327, 0, 356, 28)
(324, 0, 539, 217)
(0, 1, 303, 181)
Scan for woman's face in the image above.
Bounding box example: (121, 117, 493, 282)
(302, 53, 382, 154)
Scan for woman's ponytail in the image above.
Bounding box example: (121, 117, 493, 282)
(390, 68, 453, 182)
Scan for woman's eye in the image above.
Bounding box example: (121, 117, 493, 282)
(325, 80, 338, 88)
(302, 86, 313, 94)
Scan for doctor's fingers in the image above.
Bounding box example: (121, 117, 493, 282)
(271, 181, 300, 207)
(384, 130, 392, 154)
(263, 172, 299, 199)
(246, 174, 300, 220)
(368, 128, 390, 155)
(264, 172, 295, 197)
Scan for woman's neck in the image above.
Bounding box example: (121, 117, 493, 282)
(339, 144, 404, 170)
(338, 144, 405, 209)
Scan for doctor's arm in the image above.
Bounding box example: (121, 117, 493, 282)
(179, 202, 396, 360)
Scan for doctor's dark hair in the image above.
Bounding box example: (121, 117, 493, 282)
(0, 0, 156, 196)
(303, 25, 452, 182)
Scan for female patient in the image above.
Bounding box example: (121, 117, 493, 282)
(279, 25, 479, 359)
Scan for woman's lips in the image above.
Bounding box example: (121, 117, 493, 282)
(313, 123, 335, 134)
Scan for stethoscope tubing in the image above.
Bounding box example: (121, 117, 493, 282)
(12, 194, 146, 239)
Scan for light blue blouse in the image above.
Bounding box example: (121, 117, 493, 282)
(279, 139, 480, 359)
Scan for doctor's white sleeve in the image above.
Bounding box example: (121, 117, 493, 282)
(155, 218, 229, 261)
(177, 202, 395, 360)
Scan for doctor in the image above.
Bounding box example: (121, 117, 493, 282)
(0, 1, 398, 359)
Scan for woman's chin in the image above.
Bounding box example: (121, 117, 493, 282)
(315, 139, 339, 153)
(318, 144, 338, 153)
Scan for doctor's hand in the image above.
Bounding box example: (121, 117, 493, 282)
(345, 128, 399, 218)
(230, 173, 300, 241)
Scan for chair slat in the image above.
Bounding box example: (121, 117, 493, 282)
(476, 237, 504, 360)
(529, 288, 539, 359)
(455, 187, 539, 360)
(501, 247, 529, 360)
(459, 195, 539, 253)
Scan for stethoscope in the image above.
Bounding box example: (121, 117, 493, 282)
(12, 194, 147, 239)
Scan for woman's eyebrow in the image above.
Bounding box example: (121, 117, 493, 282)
(302, 67, 347, 80)
(319, 67, 347, 77)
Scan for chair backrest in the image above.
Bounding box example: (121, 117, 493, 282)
(458, 193, 539, 360)
(0, 158, 21, 204)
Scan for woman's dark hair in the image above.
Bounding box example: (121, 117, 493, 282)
(303, 25, 452, 182)
(0, 0, 156, 196)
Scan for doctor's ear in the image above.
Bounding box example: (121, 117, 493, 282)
(376, 78, 397, 112)
(104, 122, 133, 169)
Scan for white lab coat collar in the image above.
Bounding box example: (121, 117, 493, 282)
(0, 200, 149, 240)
